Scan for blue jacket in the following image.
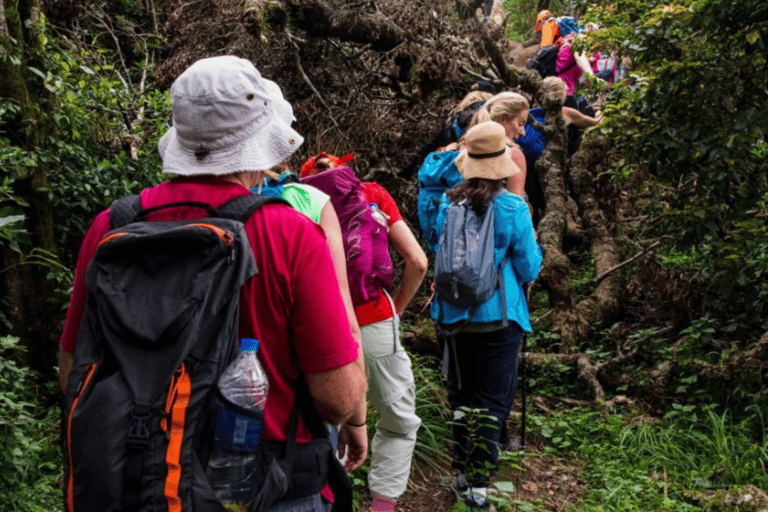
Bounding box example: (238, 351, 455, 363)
(430, 191, 542, 332)
(516, 107, 546, 164)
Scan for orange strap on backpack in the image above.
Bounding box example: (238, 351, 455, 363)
(163, 364, 191, 512)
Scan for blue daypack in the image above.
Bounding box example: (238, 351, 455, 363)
(434, 196, 502, 309)
(417, 150, 463, 251)
(556, 16, 581, 38)
(255, 172, 301, 198)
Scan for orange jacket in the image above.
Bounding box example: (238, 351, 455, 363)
(541, 19, 561, 46)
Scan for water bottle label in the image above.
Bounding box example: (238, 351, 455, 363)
(214, 406, 264, 452)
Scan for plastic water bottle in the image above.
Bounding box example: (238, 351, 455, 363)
(370, 203, 389, 228)
(206, 338, 269, 512)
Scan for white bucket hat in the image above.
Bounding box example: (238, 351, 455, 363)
(158, 55, 304, 176)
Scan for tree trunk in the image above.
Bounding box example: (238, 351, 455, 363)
(1, 0, 61, 378)
(482, 34, 542, 97)
(555, 133, 621, 350)
(535, 93, 575, 346)
(244, 0, 404, 51)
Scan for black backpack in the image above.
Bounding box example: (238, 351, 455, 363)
(527, 44, 561, 78)
(62, 194, 351, 512)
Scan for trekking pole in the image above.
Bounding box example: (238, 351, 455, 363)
(519, 280, 535, 452)
(520, 331, 527, 452)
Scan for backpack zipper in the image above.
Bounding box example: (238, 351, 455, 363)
(188, 223, 235, 247)
(97, 224, 235, 249)
(65, 362, 98, 512)
(97, 231, 129, 247)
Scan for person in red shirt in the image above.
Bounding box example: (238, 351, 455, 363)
(302, 154, 428, 512)
(58, 56, 367, 512)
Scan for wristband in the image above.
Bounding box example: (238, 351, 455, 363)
(346, 420, 366, 427)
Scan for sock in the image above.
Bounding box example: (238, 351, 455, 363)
(371, 494, 397, 512)
(466, 486, 487, 506)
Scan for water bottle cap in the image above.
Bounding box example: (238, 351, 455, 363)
(240, 338, 259, 352)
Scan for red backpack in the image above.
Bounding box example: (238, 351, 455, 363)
(302, 166, 394, 306)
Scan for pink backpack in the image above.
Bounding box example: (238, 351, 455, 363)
(302, 166, 394, 306)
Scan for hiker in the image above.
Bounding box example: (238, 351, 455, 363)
(253, 166, 363, 343)
(253, 164, 365, 460)
(583, 22, 628, 84)
(58, 55, 367, 511)
(517, 76, 603, 225)
(399, 81, 496, 179)
(432, 121, 542, 511)
(536, 9, 560, 46)
(536, 10, 580, 46)
(466, 92, 530, 199)
(557, 31, 602, 98)
(302, 154, 428, 512)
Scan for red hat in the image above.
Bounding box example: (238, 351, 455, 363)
(300, 152, 355, 177)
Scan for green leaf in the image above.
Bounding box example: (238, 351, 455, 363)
(28, 67, 46, 80)
(746, 30, 760, 45)
(0, 215, 25, 228)
(493, 481, 516, 492)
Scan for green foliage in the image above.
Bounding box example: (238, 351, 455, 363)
(584, 0, 768, 340)
(411, 352, 452, 471)
(530, 405, 768, 511)
(450, 406, 499, 484)
(0, 336, 62, 512)
(38, 39, 167, 262)
(1, 18, 168, 265)
(530, 357, 592, 400)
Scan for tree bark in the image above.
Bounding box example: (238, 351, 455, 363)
(482, 34, 542, 97)
(247, 0, 404, 51)
(1, 0, 61, 377)
(555, 133, 621, 350)
(535, 92, 574, 344)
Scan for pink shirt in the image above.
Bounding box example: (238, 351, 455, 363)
(353, 182, 403, 326)
(556, 42, 583, 96)
(60, 176, 359, 444)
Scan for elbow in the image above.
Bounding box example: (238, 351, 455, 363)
(332, 368, 367, 425)
(410, 253, 429, 280)
(311, 363, 368, 425)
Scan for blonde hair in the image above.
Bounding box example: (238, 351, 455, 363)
(451, 91, 494, 116)
(470, 92, 530, 128)
(540, 76, 568, 102)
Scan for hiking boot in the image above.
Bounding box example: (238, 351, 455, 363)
(500, 436, 523, 452)
(450, 473, 469, 500)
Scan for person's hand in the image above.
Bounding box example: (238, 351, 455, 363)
(337, 422, 368, 472)
(594, 110, 604, 123)
(440, 141, 460, 152)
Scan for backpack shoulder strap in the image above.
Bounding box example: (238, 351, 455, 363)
(109, 194, 142, 230)
(217, 194, 290, 223)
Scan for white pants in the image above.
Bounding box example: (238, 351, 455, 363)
(361, 306, 421, 500)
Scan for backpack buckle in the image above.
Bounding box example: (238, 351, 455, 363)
(128, 409, 153, 447)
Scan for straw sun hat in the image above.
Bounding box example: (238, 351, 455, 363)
(158, 55, 303, 176)
(455, 121, 521, 181)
